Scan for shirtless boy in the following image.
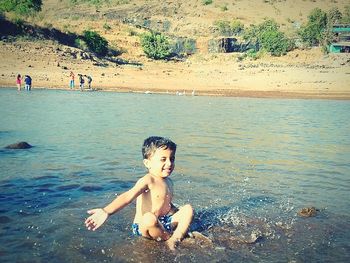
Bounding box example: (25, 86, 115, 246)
(84, 136, 193, 250)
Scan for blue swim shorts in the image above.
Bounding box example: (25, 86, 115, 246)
(132, 215, 173, 236)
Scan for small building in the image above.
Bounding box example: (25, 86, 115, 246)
(329, 24, 350, 53)
(208, 37, 256, 53)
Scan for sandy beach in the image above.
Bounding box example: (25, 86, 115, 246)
(1, 39, 349, 99)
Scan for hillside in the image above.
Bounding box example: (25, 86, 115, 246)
(0, 0, 349, 99)
(38, 0, 350, 57)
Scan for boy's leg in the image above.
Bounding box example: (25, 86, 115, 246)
(139, 212, 171, 241)
(167, 204, 194, 249)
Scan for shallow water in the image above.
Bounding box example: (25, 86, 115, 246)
(0, 88, 349, 262)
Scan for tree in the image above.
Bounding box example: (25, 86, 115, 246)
(0, 0, 42, 16)
(260, 30, 291, 56)
(140, 32, 171, 60)
(327, 7, 342, 24)
(243, 19, 293, 56)
(298, 8, 327, 46)
(82, 30, 108, 56)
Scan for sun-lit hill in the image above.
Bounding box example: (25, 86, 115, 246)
(40, 0, 349, 35)
(22, 0, 348, 59)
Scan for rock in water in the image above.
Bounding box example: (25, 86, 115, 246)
(182, 231, 213, 248)
(297, 207, 318, 217)
(5, 141, 33, 149)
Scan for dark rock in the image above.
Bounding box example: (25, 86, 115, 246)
(5, 141, 33, 149)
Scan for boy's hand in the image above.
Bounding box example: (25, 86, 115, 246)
(85, 208, 109, 231)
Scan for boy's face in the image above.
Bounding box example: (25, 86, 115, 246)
(144, 147, 175, 178)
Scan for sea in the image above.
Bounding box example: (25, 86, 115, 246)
(0, 88, 349, 262)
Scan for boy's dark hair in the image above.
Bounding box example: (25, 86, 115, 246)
(142, 136, 177, 159)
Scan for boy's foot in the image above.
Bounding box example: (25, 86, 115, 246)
(166, 237, 181, 250)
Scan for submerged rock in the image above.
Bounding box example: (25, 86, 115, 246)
(5, 141, 33, 149)
(185, 231, 213, 248)
(297, 207, 318, 217)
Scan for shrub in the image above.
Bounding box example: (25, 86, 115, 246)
(230, 20, 244, 34)
(202, 0, 213, 5)
(75, 38, 87, 50)
(103, 23, 112, 31)
(82, 30, 108, 56)
(214, 20, 232, 36)
(140, 32, 171, 60)
(214, 20, 243, 36)
(0, 0, 42, 16)
(220, 3, 228, 12)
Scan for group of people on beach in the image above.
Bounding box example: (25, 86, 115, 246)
(69, 71, 93, 91)
(16, 74, 32, 91)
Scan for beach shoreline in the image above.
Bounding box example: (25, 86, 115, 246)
(1, 40, 349, 100)
(2, 85, 349, 100)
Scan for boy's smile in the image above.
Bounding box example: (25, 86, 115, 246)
(144, 147, 175, 178)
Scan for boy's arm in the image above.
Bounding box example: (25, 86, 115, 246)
(85, 177, 149, 231)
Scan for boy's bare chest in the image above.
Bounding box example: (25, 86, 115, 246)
(149, 180, 173, 200)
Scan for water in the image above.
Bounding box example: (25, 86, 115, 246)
(0, 88, 349, 262)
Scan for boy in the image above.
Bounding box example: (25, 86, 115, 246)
(84, 136, 193, 250)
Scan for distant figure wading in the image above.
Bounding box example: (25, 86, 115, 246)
(16, 74, 22, 91)
(24, 75, 32, 91)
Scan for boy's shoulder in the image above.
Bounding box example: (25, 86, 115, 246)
(136, 173, 153, 185)
(136, 173, 167, 186)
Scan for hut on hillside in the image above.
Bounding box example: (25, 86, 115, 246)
(329, 24, 350, 53)
(208, 37, 256, 53)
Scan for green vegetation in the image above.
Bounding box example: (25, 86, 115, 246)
(297, 6, 350, 51)
(171, 38, 196, 56)
(69, 0, 130, 7)
(103, 23, 112, 31)
(140, 32, 171, 60)
(82, 30, 109, 56)
(0, 0, 42, 16)
(220, 3, 228, 12)
(202, 0, 213, 5)
(230, 20, 244, 35)
(343, 5, 350, 23)
(243, 19, 293, 56)
(298, 8, 327, 46)
(260, 30, 292, 56)
(214, 20, 244, 36)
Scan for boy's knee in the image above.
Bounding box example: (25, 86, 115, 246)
(141, 212, 158, 228)
(182, 204, 194, 218)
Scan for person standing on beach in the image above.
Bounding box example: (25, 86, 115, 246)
(69, 71, 75, 89)
(16, 74, 22, 91)
(24, 75, 32, 91)
(85, 75, 92, 89)
(84, 136, 194, 250)
(78, 74, 84, 91)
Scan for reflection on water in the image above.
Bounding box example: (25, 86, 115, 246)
(0, 88, 349, 262)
